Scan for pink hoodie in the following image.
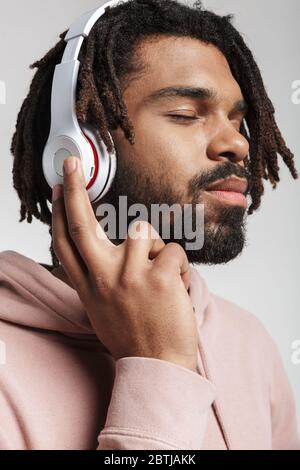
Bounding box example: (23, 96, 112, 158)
(0, 250, 298, 450)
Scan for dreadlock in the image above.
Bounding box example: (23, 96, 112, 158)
(10, 0, 298, 268)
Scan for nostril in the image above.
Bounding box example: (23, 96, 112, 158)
(219, 151, 237, 161)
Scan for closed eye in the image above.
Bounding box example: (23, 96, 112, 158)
(168, 115, 198, 121)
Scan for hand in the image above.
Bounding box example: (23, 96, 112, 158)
(51, 156, 199, 372)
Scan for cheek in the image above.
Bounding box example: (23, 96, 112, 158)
(134, 118, 207, 174)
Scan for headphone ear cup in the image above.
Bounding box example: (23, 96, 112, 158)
(81, 129, 100, 191)
(104, 140, 117, 196)
(80, 122, 117, 203)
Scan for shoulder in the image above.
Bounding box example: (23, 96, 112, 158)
(208, 290, 279, 362)
(208, 292, 299, 449)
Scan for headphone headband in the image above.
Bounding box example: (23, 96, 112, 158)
(50, 0, 121, 135)
(65, 1, 118, 41)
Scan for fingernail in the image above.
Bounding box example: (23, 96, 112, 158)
(52, 184, 63, 202)
(64, 157, 77, 175)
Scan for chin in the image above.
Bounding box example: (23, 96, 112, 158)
(166, 205, 248, 265)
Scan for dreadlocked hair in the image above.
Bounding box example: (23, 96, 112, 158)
(11, 0, 298, 267)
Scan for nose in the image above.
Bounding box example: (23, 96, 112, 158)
(207, 121, 249, 164)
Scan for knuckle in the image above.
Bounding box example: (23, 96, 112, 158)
(118, 270, 141, 290)
(150, 269, 170, 291)
(167, 242, 185, 254)
(52, 236, 63, 255)
(166, 242, 187, 260)
(63, 182, 76, 196)
(92, 272, 111, 293)
(68, 221, 89, 239)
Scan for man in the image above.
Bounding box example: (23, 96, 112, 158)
(0, 0, 299, 449)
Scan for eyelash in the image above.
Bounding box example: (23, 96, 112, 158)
(168, 115, 198, 121)
(168, 114, 243, 130)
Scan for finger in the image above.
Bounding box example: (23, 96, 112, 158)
(123, 220, 165, 268)
(149, 237, 166, 260)
(152, 242, 190, 290)
(51, 184, 91, 297)
(62, 156, 115, 274)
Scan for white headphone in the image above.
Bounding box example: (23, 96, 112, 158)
(43, 0, 122, 204)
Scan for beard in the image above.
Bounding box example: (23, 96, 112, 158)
(96, 153, 251, 266)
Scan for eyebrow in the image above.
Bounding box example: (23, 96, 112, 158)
(142, 86, 249, 115)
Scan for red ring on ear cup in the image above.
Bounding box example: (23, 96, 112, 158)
(83, 132, 99, 190)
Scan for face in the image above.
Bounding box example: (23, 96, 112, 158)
(94, 35, 251, 265)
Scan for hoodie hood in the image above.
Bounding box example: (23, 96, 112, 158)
(0, 250, 95, 338)
(0, 250, 210, 338)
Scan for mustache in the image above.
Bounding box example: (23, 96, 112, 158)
(187, 162, 252, 197)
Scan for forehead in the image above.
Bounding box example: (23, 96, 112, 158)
(123, 35, 243, 105)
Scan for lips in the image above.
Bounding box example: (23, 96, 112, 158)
(205, 176, 248, 195)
